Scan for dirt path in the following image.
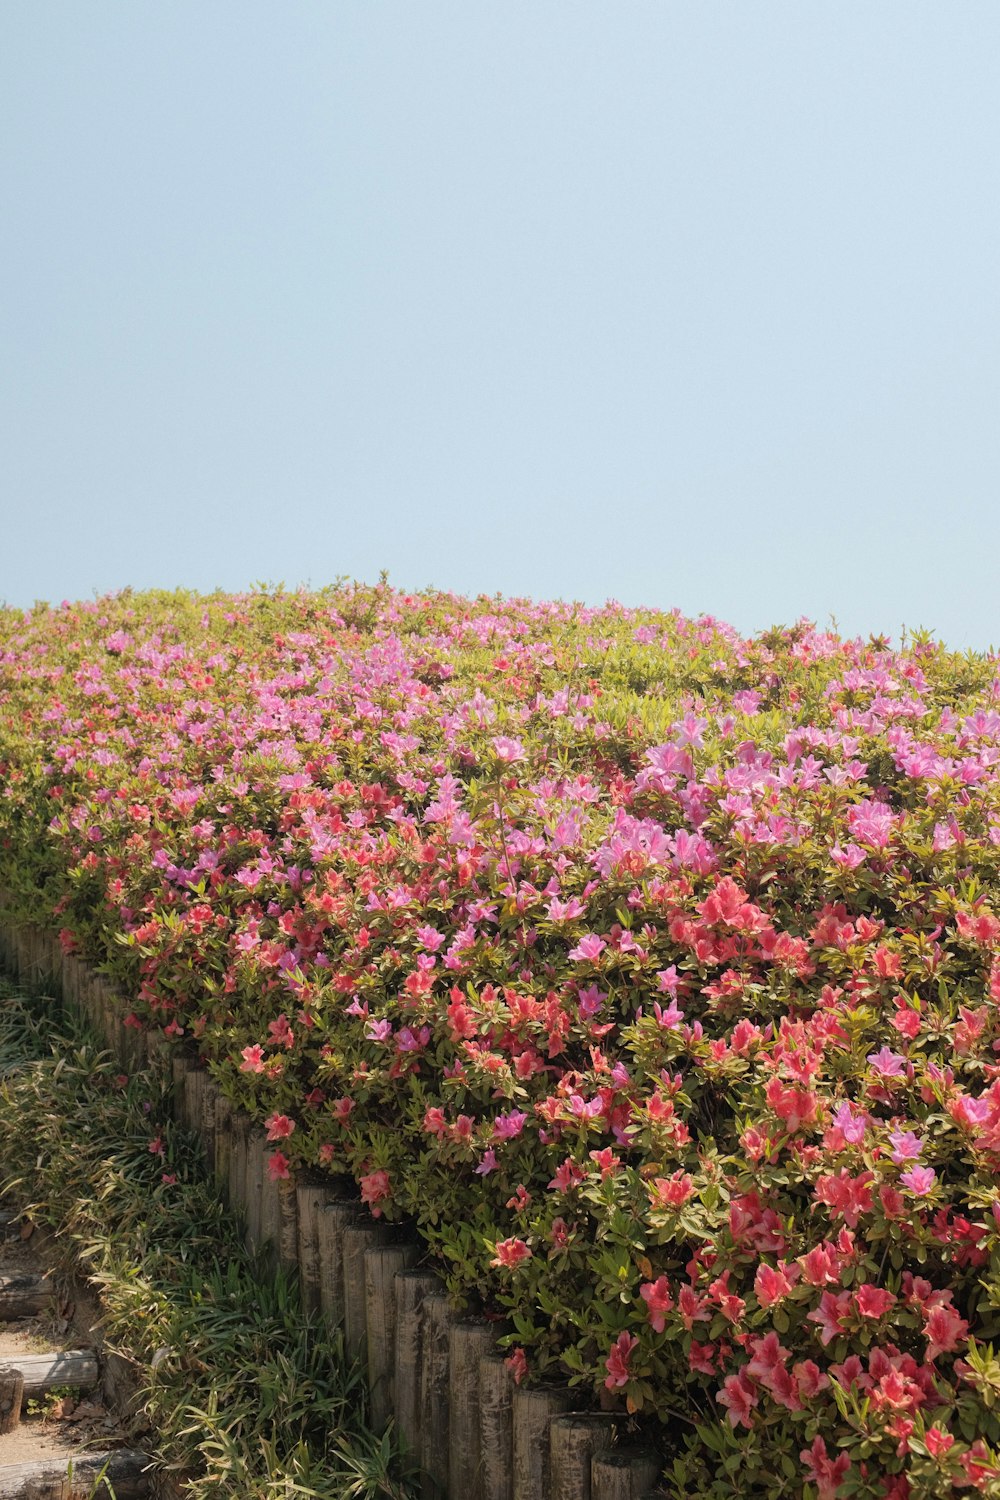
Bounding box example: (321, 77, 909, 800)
(0, 1204, 152, 1495)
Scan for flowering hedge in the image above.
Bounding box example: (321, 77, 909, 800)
(3, 584, 1000, 1497)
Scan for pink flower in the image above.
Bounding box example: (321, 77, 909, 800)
(493, 1109, 528, 1140)
(830, 1101, 867, 1144)
(264, 1112, 296, 1141)
(604, 1331, 639, 1390)
(847, 799, 894, 848)
(900, 1166, 937, 1196)
(492, 736, 526, 763)
(830, 842, 867, 869)
(677, 1284, 710, 1330)
(239, 1044, 265, 1073)
(949, 1093, 991, 1129)
(268, 1014, 295, 1049)
(360, 1168, 392, 1216)
(567, 933, 606, 962)
(799, 1243, 839, 1287)
(867, 1046, 906, 1077)
(888, 1129, 923, 1164)
(267, 1150, 290, 1181)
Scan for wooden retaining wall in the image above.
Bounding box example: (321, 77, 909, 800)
(0, 918, 666, 1500)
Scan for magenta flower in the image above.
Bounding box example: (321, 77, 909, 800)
(866, 1046, 906, 1077)
(492, 736, 526, 763)
(900, 1166, 937, 1196)
(568, 933, 606, 962)
(888, 1129, 922, 1164)
(831, 1102, 867, 1144)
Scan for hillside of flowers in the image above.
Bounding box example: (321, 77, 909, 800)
(3, 584, 1000, 1497)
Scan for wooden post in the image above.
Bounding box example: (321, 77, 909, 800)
(419, 1291, 454, 1500)
(365, 1242, 418, 1431)
(144, 1030, 171, 1080)
(316, 1201, 359, 1331)
(199, 1076, 220, 1175)
(213, 1091, 232, 1190)
(244, 1130, 267, 1250)
(171, 1053, 194, 1126)
(449, 1321, 497, 1500)
(183, 1068, 205, 1144)
(61, 953, 79, 1010)
(228, 1111, 250, 1217)
(122, 1008, 146, 1074)
(591, 1449, 662, 1500)
(479, 1353, 515, 1500)
(295, 1183, 331, 1315)
(13, 929, 28, 984)
(276, 1175, 299, 1273)
(342, 1221, 392, 1363)
(393, 1269, 440, 1461)
(512, 1386, 575, 1500)
(0, 1365, 23, 1435)
(258, 1151, 282, 1262)
(550, 1413, 616, 1500)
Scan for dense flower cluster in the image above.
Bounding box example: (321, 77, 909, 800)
(3, 584, 1000, 1496)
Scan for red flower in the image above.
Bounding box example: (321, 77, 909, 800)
(923, 1301, 969, 1361)
(639, 1276, 674, 1333)
(854, 1284, 896, 1319)
(717, 1370, 758, 1429)
(922, 1427, 955, 1461)
(604, 1330, 639, 1390)
(800, 1436, 850, 1499)
(754, 1260, 799, 1307)
(491, 1237, 532, 1270)
(807, 1290, 852, 1346)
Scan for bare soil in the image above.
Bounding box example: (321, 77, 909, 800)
(0, 1203, 137, 1465)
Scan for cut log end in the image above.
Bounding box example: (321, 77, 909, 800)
(0, 1366, 24, 1436)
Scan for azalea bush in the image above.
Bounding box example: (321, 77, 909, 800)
(3, 583, 1000, 1496)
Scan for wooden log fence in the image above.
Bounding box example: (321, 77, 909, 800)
(0, 914, 667, 1500)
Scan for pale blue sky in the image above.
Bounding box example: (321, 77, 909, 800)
(2, 4, 999, 648)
